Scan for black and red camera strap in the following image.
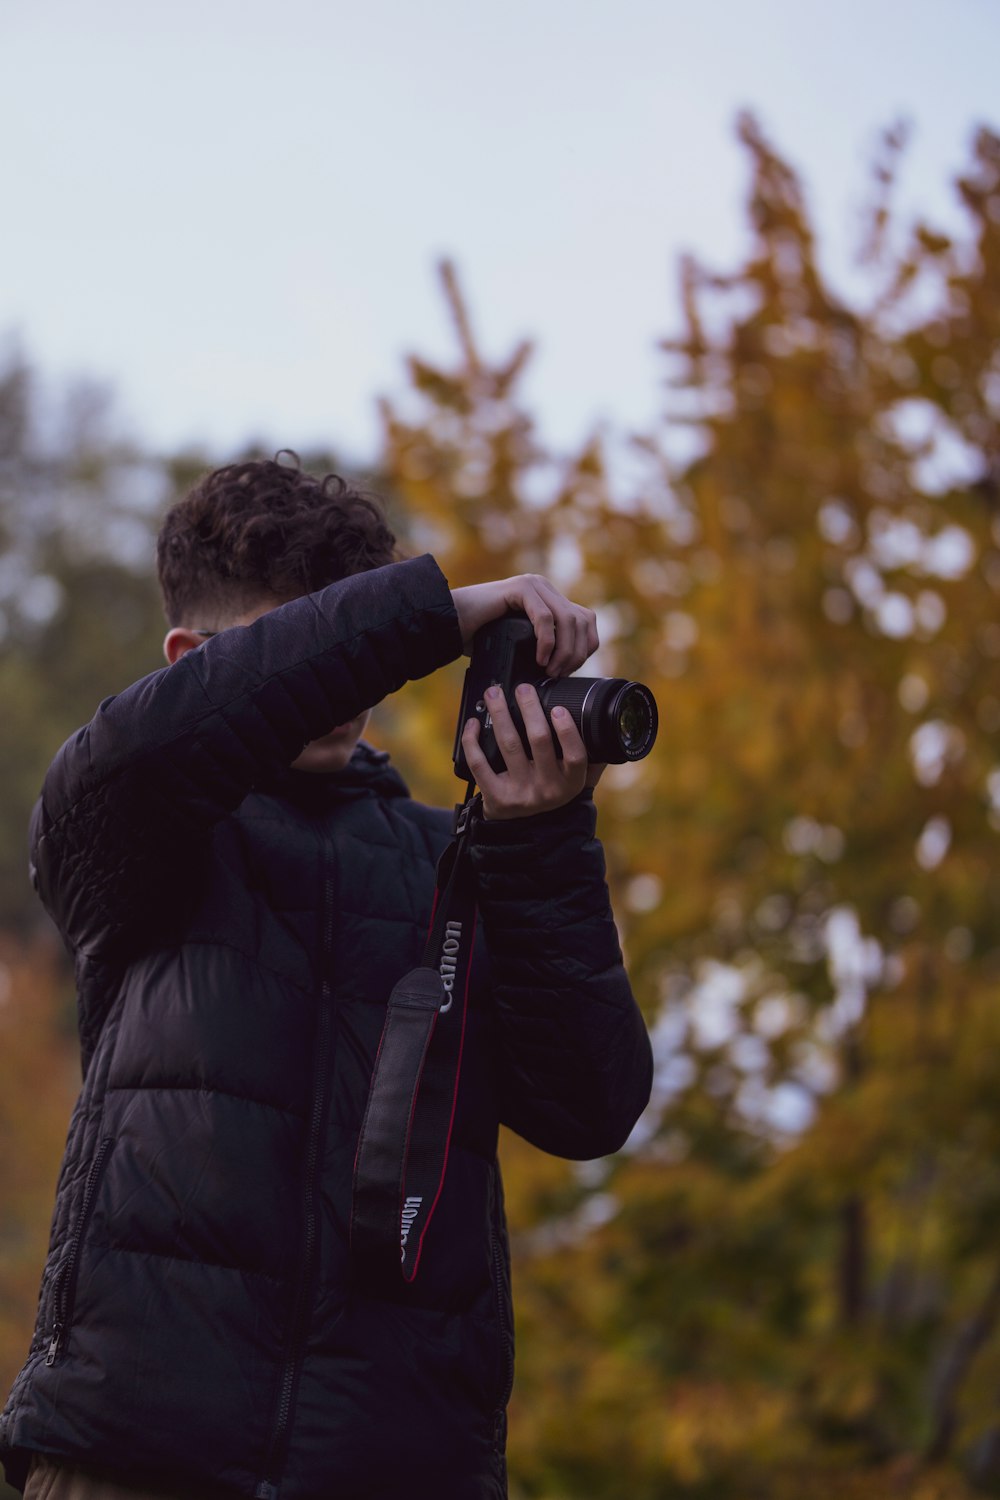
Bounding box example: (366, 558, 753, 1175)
(350, 787, 481, 1285)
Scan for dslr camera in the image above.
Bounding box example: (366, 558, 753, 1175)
(453, 613, 657, 781)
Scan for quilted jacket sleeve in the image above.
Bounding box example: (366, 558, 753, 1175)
(468, 793, 653, 1160)
(30, 554, 461, 962)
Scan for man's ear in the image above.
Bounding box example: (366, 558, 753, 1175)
(164, 628, 208, 666)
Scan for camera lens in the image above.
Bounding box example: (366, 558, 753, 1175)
(535, 677, 658, 763)
(617, 685, 655, 755)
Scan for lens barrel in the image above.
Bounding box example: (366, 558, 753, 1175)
(535, 676, 658, 764)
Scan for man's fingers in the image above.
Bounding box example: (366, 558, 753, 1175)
(454, 574, 599, 675)
(514, 684, 558, 771)
(548, 595, 586, 675)
(461, 718, 498, 789)
(527, 579, 577, 675)
(550, 705, 588, 770)
(501, 576, 598, 675)
(468, 686, 596, 819)
(484, 686, 529, 768)
(516, 686, 586, 781)
(534, 585, 598, 677)
(502, 581, 555, 669)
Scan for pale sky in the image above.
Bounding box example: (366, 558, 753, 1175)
(2, 0, 997, 465)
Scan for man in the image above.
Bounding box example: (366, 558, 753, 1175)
(1, 456, 652, 1499)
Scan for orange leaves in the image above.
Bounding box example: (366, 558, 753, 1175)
(1, 112, 999, 1495)
(0, 937, 77, 1401)
(373, 119, 1000, 1493)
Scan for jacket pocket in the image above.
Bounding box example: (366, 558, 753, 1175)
(45, 1135, 114, 1367)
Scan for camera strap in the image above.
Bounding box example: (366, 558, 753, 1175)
(350, 786, 481, 1285)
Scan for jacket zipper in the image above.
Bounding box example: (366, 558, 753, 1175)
(490, 1219, 515, 1431)
(45, 1136, 114, 1367)
(255, 874, 336, 1500)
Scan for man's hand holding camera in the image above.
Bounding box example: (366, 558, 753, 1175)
(451, 573, 598, 677)
(451, 573, 604, 821)
(462, 680, 604, 820)
(450, 571, 657, 822)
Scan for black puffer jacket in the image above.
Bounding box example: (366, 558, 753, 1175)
(0, 555, 653, 1500)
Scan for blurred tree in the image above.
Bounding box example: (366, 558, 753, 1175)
(0, 939, 78, 1500)
(378, 120, 1000, 1497)
(3, 112, 1000, 1498)
(0, 350, 172, 932)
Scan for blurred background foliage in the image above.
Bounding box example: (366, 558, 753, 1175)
(2, 117, 1000, 1497)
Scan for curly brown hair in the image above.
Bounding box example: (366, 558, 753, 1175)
(156, 453, 398, 627)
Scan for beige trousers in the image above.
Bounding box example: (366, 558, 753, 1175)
(23, 1455, 190, 1500)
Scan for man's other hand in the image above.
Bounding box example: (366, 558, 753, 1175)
(451, 574, 598, 678)
(461, 684, 604, 820)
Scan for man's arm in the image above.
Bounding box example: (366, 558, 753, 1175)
(31, 554, 462, 961)
(460, 662, 652, 1156)
(32, 559, 601, 965)
(469, 794, 653, 1160)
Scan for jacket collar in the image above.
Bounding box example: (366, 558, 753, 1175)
(261, 740, 411, 806)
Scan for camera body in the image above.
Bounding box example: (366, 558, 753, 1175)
(452, 613, 657, 782)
